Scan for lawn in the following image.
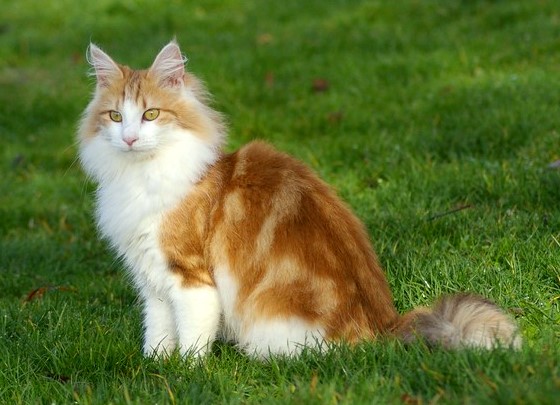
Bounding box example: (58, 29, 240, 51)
(1, 0, 559, 403)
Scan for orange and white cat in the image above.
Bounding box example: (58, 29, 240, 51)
(78, 40, 521, 358)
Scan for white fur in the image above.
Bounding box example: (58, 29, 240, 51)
(213, 265, 242, 342)
(214, 265, 325, 358)
(139, 282, 221, 357)
(140, 287, 178, 355)
(169, 284, 221, 356)
(240, 318, 325, 359)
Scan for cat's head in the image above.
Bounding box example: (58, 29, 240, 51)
(78, 40, 225, 181)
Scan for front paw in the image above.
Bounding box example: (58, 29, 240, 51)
(143, 336, 177, 358)
(177, 340, 213, 359)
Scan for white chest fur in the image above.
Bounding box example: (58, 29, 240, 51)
(80, 129, 218, 293)
(96, 157, 181, 293)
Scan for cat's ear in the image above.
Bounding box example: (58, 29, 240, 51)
(149, 40, 187, 88)
(87, 43, 123, 87)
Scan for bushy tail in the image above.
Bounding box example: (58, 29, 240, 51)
(396, 293, 521, 349)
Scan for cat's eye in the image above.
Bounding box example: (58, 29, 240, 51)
(143, 109, 160, 121)
(109, 111, 122, 122)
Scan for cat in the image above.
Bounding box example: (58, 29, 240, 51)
(78, 40, 521, 359)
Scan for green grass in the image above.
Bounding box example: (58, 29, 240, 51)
(1, 0, 559, 403)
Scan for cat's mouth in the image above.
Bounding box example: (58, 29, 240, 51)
(118, 143, 138, 153)
(119, 143, 153, 156)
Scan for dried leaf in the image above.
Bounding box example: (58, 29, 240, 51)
(478, 371, 498, 391)
(256, 33, 274, 45)
(25, 285, 76, 302)
(327, 111, 343, 124)
(309, 372, 318, 394)
(26, 287, 48, 302)
(71, 52, 82, 64)
(401, 393, 422, 405)
(59, 215, 71, 231)
(311, 78, 329, 93)
(264, 72, 275, 88)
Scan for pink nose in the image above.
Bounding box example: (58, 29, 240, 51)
(124, 136, 138, 146)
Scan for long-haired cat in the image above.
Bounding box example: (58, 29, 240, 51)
(78, 40, 521, 358)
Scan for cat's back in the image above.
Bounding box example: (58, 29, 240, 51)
(226, 140, 326, 199)
(213, 140, 348, 247)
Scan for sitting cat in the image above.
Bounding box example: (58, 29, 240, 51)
(78, 40, 521, 358)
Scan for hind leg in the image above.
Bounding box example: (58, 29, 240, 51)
(214, 265, 325, 358)
(238, 317, 325, 359)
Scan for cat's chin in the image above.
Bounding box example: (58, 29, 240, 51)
(118, 146, 157, 160)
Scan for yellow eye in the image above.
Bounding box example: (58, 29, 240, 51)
(109, 111, 122, 122)
(143, 109, 160, 121)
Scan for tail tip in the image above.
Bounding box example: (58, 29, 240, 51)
(399, 293, 522, 350)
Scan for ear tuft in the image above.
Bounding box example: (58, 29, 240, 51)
(149, 40, 187, 88)
(87, 43, 123, 87)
